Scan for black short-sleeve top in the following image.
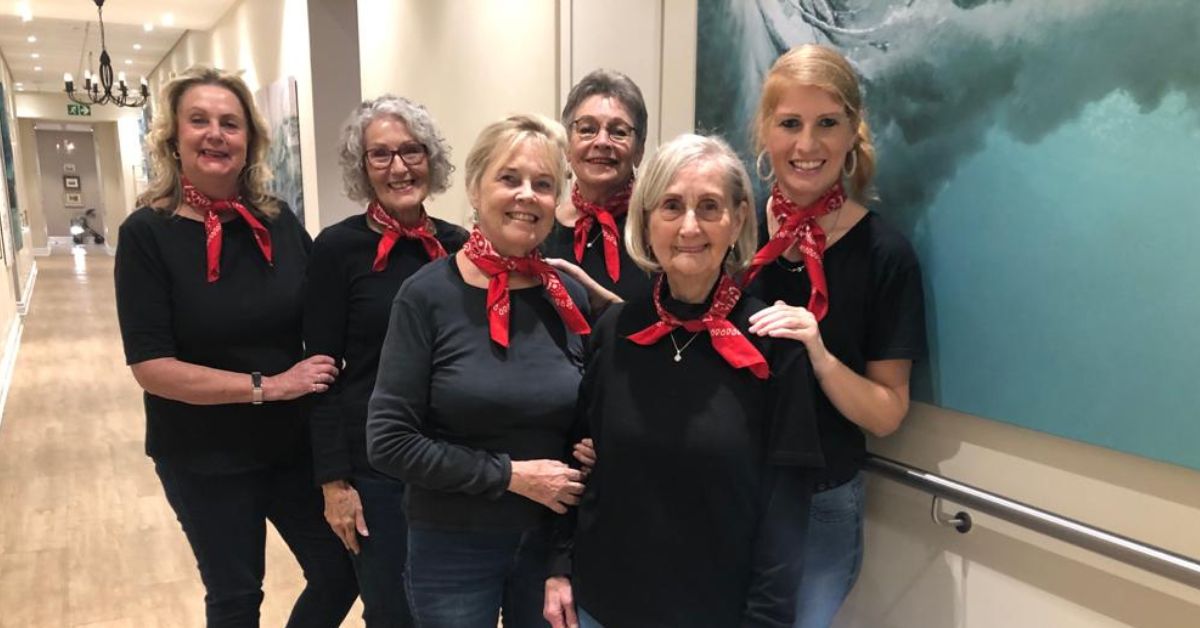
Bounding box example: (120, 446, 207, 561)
(303, 213, 469, 484)
(366, 256, 590, 532)
(540, 213, 654, 301)
(114, 203, 313, 474)
(748, 211, 926, 486)
(570, 287, 823, 627)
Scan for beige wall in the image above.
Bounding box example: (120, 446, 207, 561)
(150, 0, 320, 234)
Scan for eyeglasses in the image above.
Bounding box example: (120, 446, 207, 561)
(364, 142, 428, 169)
(570, 118, 636, 145)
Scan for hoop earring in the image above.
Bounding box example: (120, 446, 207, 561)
(755, 151, 774, 181)
(172, 150, 181, 161)
(842, 149, 858, 178)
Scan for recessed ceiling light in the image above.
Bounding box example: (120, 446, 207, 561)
(133, 44, 142, 51)
(34, 66, 42, 72)
(144, 22, 154, 32)
(31, 53, 39, 59)
(162, 13, 175, 27)
(27, 36, 37, 43)
(125, 59, 132, 65)
(18, 2, 32, 22)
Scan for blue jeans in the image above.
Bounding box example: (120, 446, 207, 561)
(405, 526, 551, 628)
(155, 460, 359, 628)
(350, 472, 413, 627)
(794, 472, 865, 628)
(576, 606, 604, 628)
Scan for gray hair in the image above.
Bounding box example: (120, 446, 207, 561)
(624, 134, 758, 274)
(464, 113, 569, 203)
(338, 95, 454, 203)
(561, 69, 648, 154)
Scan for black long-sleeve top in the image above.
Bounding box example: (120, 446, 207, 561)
(303, 214, 468, 485)
(365, 255, 590, 531)
(541, 214, 654, 301)
(748, 211, 926, 488)
(556, 282, 824, 628)
(114, 203, 313, 474)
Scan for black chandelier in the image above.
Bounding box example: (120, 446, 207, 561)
(63, 0, 148, 108)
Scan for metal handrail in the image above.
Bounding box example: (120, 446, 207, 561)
(864, 454, 1200, 590)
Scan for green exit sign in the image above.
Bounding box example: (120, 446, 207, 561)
(67, 103, 91, 116)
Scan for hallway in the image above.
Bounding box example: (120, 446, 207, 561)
(0, 250, 364, 627)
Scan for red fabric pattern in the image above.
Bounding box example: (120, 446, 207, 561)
(181, 178, 273, 283)
(366, 201, 446, 271)
(627, 274, 768, 379)
(740, 183, 845, 321)
(571, 180, 633, 283)
(462, 228, 590, 348)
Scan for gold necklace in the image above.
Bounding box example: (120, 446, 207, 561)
(776, 205, 844, 274)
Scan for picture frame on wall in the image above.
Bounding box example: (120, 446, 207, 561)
(63, 192, 83, 208)
(63, 163, 77, 173)
(63, 175, 80, 189)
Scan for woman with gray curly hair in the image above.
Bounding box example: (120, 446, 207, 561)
(303, 94, 467, 627)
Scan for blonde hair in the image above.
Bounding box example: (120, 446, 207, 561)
(138, 66, 278, 217)
(753, 44, 876, 201)
(464, 113, 569, 204)
(624, 134, 758, 274)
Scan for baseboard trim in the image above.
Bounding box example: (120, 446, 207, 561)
(32, 246, 50, 257)
(48, 236, 74, 248)
(0, 316, 25, 428)
(16, 262, 37, 316)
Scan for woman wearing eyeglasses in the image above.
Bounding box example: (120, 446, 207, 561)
(541, 69, 654, 302)
(303, 95, 467, 627)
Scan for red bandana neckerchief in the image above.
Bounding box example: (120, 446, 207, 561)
(366, 201, 446, 271)
(627, 274, 768, 379)
(462, 228, 591, 348)
(182, 178, 273, 283)
(741, 183, 845, 322)
(571, 180, 633, 283)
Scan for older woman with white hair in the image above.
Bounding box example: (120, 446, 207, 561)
(544, 134, 823, 628)
(367, 114, 591, 628)
(303, 95, 467, 626)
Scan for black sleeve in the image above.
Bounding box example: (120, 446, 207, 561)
(742, 465, 814, 628)
(365, 279, 512, 497)
(866, 240, 926, 362)
(304, 230, 352, 485)
(114, 212, 177, 365)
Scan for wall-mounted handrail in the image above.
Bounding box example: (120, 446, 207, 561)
(864, 454, 1200, 590)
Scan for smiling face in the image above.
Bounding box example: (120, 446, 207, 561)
(363, 115, 430, 218)
(567, 94, 643, 199)
(648, 159, 746, 288)
(764, 84, 857, 206)
(175, 84, 249, 194)
(469, 139, 559, 257)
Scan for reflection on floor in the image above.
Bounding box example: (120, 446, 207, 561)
(0, 248, 364, 627)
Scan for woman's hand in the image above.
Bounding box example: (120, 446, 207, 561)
(264, 355, 339, 401)
(572, 438, 596, 476)
(321, 480, 368, 554)
(747, 301, 838, 378)
(545, 257, 623, 313)
(544, 576, 579, 628)
(508, 460, 585, 514)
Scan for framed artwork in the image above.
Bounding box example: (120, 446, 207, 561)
(63, 175, 80, 190)
(254, 76, 304, 224)
(63, 192, 83, 208)
(63, 163, 77, 173)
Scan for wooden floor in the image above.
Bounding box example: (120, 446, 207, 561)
(0, 249, 364, 627)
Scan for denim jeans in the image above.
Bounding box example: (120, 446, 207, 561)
(155, 459, 359, 628)
(576, 606, 604, 628)
(794, 471, 865, 628)
(350, 472, 413, 627)
(405, 526, 551, 628)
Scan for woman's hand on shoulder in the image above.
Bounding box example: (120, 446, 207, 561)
(264, 354, 339, 401)
(544, 257, 623, 313)
(543, 576, 579, 628)
(747, 301, 838, 377)
(508, 459, 585, 514)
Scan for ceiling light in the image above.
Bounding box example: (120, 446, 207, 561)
(143, 22, 154, 32)
(162, 13, 175, 27)
(34, 66, 42, 72)
(31, 53, 39, 59)
(124, 59, 132, 65)
(133, 44, 142, 51)
(27, 36, 37, 43)
(65, 0, 148, 108)
(18, 2, 32, 22)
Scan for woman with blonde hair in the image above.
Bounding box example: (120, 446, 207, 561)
(743, 44, 927, 628)
(544, 134, 822, 628)
(367, 114, 591, 628)
(115, 65, 357, 626)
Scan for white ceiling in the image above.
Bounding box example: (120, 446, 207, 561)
(0, 0, 240, 94)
